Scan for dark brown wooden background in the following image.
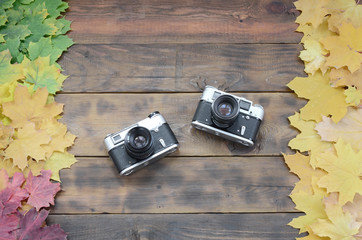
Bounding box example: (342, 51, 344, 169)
(48, 0, 306, 239)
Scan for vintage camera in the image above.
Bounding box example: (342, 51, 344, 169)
(104, 112, 179, 176)
(192, 86, 264, 147)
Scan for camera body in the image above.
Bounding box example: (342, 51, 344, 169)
(104, 112, 179, 176)
(192, 86, 264, 147)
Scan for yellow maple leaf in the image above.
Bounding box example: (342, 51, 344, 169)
(283, 152, 325, 195)
(288, 113, 333, 168)
(4, 122, 50, 170)
(299, 39, 328, 75)
(294, 0, 329, 28)
(315, 108, 362, 152)
(321, 23, 362, 73)
(311, 193, 361, 239)
(344, 86, 362, 107)
(39, 118, 76, 158)
(0, 50, 24, 84)
(330, 67, 362, 90)
(317, 139, 362, 205)
(0, 157, 20, 178)
(324, 0, 362, 33)
(289, 179, 328, 233)
(0, 80, 18, 104)
(0, 122, 13, 150)
(344, 194, 362, 238)
(44, 151, 77, 182)
(0, 169, 8, 191)
(2, 85, 63, 128)
(297, 226, 329, 240)
(287, 71, 348, 123)
(296, 20, 336, 44)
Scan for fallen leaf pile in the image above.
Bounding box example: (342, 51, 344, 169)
(284, 0, 362, 239)
(0, 0, 74, 239)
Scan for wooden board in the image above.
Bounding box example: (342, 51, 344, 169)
(60, 44, 304, 93)
(53, 156, 297, 214)
(66, 0, 301, 44)
(55, 93, 305, 157)
(48, 213, 302, 240)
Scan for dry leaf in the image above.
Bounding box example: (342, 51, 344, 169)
(321, 23, 362, 73)
(317, 139, 362, 205)
(287, 72, 348, 123)
(299, 39, 328, 75)
(330, 67, 362, 90)
(4, 122, 50, 170)
(2, 85, 63, 128)
(288, 113, 332, 168)
(294, 0, 329, 28)
(283, 152, 325, 195)
(344, 86, 362, 107)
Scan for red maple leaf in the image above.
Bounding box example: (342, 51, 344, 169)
(0, 213, 19, 240)
(0, 172, 28, 216)
(14, 208, 67, 240)
(25, 170, 61, 211)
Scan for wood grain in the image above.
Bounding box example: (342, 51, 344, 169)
(67, 0, 301, 44)
(53, 156, 297, 214)
(56, 93, 304, 157)
(60, 44, 304, 93)
(48, 213, 302, 240)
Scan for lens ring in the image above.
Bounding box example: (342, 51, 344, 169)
(125, 126, 154, 160)
(211, 95, 239, 128)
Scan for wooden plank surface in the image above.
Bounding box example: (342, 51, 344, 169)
(48, 0, 304, 238)
(67, 0, 300, 44)
(53, 156, 297, 214)
(56, 93, 304, 157)
(48, 213, 302, 240)
(60, 44, 304, 93)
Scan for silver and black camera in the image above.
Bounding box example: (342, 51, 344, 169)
(192, 86, 264, 147)
(104, 112, 179, 176)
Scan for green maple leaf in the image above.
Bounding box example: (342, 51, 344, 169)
(50, 35, 73, 63)
(0, 9, 7, 26)
(0, 23, 31, 40)
(0, 34, 5, 43)
(20, 0, 35, 4)
(22, 56, 62, 94)
(26, 0, 65, 18)
(6, 8, 24, 24)
(55, 17, 71, 35)
(0, 0, 15, 9)
(2, 37, 20, 61)
(0, 50, 24, 84)
(27, 37, 52, 60)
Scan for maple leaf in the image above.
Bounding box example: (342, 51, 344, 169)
(317, 139, 362, 205)
(0, 122, 13, 150)
(0, 50, 24, 84)
(2, 85, 63, 128)
(324, 0, 362, 33)
(288, 113, 332, 168)
(311, 194, 361, 239)
(22, 56, 66, 94)
(14, 208, 67, 240)
(294, 0, 329, 28)
(39, 118, 76, 158)
(0, 80, 17, 104)
(289, 179, 328, 233)
(299, 39, 328, 75)
(4, 122, 50, 170)
(0, 213, 18, 240)
(321, 23, 362, 73)
(287, 71, 348, 123)
(45, 151, 77, 182)
(0, 0, 15, 9)
(283, 152, 325, 195)
(344, 86, 362, 107)
(330, 67, 362, 90)
(0, 171, 28, 216)
(315, 108, 362, 152)
(24, 170, 60, 210)
(344, 194, 362, 238)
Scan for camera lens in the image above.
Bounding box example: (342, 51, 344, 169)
(211, 95, 239, 128)
(125, 127, 154, 160)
